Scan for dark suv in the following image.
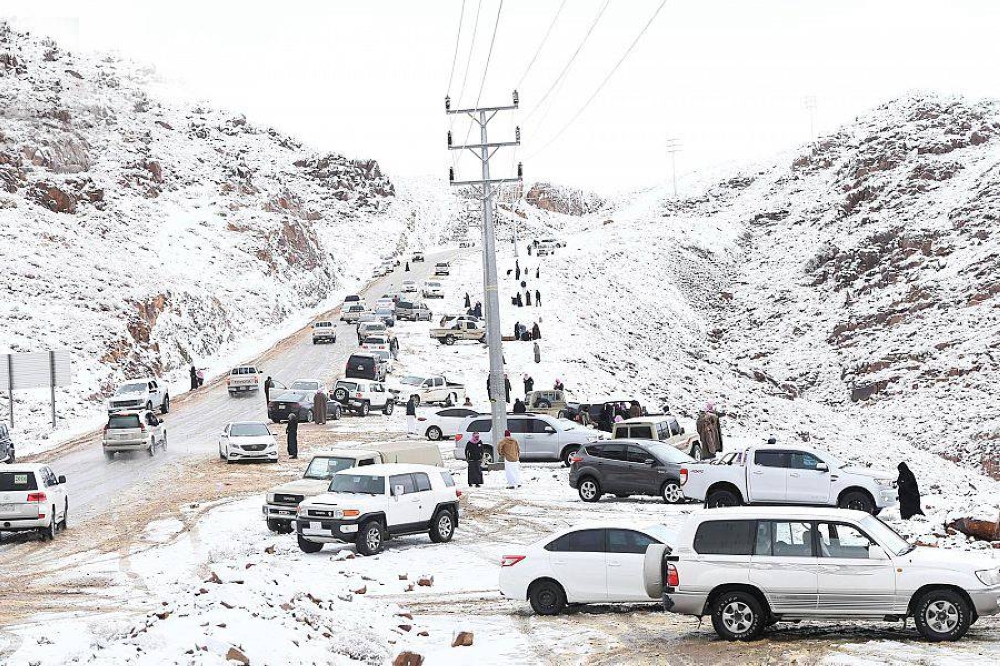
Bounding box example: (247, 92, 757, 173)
(0, 423, 13, 463)
(568, 439, 692, 504)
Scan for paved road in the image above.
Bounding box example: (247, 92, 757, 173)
(42, 249, 460, 520)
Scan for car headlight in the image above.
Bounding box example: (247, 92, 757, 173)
(976, 568, 1000, 586)
(874, 478, 894, 487)
(266, 493, 275, 504)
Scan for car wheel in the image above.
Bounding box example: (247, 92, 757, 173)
(661, 480, 683, 504)
(838, 490, 876, 514)
(383, 400, 394, 415)
(334, 387, 349, 402)
(690, 444, 703, 461)
(444, 335, 455, 345)
(145, 401, 153, 412)
(161, 432, 167, 450)
(104, 450, 115, 461)
(444, 393, 455, 407)
(528, 580, 566, 615)
(429, 509, 455, 543)
(711, 590, 765, 641)
(706, 488, 741, 508)
(43, 508, 57, 541)
(914, 589, 972, 641)
(356, 520, 385, 556)
(578, 477, 602, 502)
(482, 448, 495, 466)
(556, 410, 567, 419)
(360, 401, 370, 417)
(148, 439, 156, 457)
(161, 395, 170, 414)
(60, 499, 69, 529)
(332, 404, 342, 421)
(297, 535, 324, 553)
(537, 400, 551, 409)
(426, 426, 443, 441)
(305, 409, 314, 423)
(561, 446, 580, 467)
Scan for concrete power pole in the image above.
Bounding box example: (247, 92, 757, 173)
(447, 91, 522, 440)
(665, 137, 682, 199)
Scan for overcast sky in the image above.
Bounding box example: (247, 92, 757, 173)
(8, 1, 1000, 193)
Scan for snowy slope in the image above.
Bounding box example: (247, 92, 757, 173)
(0, 25, 459, 451)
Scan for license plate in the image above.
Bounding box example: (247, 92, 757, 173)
(278, 404, 286, 409)
(0, 503, 15, 512)
(310, 521, 322, 530)
(277, 510, 293, 516)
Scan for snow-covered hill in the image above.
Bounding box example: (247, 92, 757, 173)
(0, 24, 458, 450)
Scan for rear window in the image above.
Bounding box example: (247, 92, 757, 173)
(231, 367, 257, 375)
(467, 419, 492, 433)
(440, 471, 455, 487)
(0, 471, 38, 491)
(315, 322, 332, 328)
(108, 415, 141, 429)
(693, 520, 755, 555)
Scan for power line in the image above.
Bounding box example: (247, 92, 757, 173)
(516, 0, 568, 89)
(445, 0, 468, 95)
(454, 0, 484, 109)
(528, 0, 669, 159)
(522, 0, 612, 125)
(473, 0, 505, 107)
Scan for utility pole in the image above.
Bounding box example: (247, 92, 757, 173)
(447, 90, 522, 441)
(665, 137, 681, 199)
(803, 96, 817, 141)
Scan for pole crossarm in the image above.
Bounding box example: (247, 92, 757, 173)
(449, 139, 520, 150)
(447, 103, 518, 115)
(450, 177, 521, 187)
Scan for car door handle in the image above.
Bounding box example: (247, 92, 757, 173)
(607, 561, 621, 567)
(752, 470, 763, 475)
(552, 559, 567, 565)
(789, 472, 800, 478)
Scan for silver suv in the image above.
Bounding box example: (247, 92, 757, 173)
(453, 413, 604, 466)
(101, 410, 167, 460)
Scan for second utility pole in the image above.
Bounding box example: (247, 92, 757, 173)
(447, 91, 522, 442)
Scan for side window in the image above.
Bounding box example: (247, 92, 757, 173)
(817, 523, 873, 559)
(584, 445, 603, 458)
(357, 458, 375, 466)
(422, 380, 433, 388)
(693, 520, 755, 555)
(602, 444, 626, 461)
(631, 426, 654, 440)
(529, 418, 555, 433)
(670, 419, 681, 436)
(413, 473, 432, 492)
(765, 521, 815, 557)
(789, 451, 823, 470)
(567, 529, 606, 553)
(507, 419, 529, 434)
(608, 529, 660, 554)
(389, 474, 417, 495)
(439, 409, 458, 417)
(612, 426, 629, 439)
(626, 446, 651, 464)
(468, 419, 492, 433)
(439, 471, 456, 488)
(435, 378, 444, 387)
(754, 450, 788, 468)
(545, 534, 571, 552)
(148, 382, 155, 391)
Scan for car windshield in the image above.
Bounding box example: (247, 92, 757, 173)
(400, 376, 423, 386)
(273, 391, 305, 402)
(230, 423, 271, 437)
(291, 381, 320, 391)
(304, 456, 357, 479)
(648, 444, 694, 464)
(860, 515, 913, 556)
(116, 383, 146, 394)
(328, 473, 386, 495)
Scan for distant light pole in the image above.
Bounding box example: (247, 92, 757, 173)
(803, 96, 817, 141)
(665, 137, 682, 199)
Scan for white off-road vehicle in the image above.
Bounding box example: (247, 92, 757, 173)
(332, 379, 395, 416)
(107, 378, 170, 414)
(295, 463, 461, 555)
(387, 375, 466, 407)
(227, 365, 262, 396)
(101, 410, 167, 460)
(312, 321, 337, 344)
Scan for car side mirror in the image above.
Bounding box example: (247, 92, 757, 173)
(58, 475, 66, 484)
(644, 458, 657, 466)
(815, 462, 829, 472)
(393, 484, 405, 498)
(868, 544, 889, 560)
(544, 426, 555, 434)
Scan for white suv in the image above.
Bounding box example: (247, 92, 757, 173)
(102, 410, 167, 460)
(312, 320, 337, 344)
(331, 379, 395, 416)
(454, 413, 604, 466)
(295, 463, 461, 555)
(0, 464, 70, 540)
(645, 506, 1000, 642)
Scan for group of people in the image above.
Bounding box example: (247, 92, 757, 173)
(462, 293, 483, 319)
(188, 365, 205, 390)
(512, 321, 541, 341)
(464, 429, 522, 489)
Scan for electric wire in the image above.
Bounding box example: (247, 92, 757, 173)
(445, 0, 467, 95)
(516, 0, 568, 89)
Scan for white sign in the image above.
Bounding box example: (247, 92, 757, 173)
(0, 352, 72, 391)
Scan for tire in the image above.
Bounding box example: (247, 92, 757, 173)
(556, 410, 567, 419)
(482, 448, 495, 466)
(444, 335, 455, 346)
(60, 499, 68, 529)
(706, 488, 741, 508)
(148, 439, 156, 457)
(304, 409, 314, 423)
(42, 508, 57, 541)
(356, 520, 385, 556)
(528, 580, 566, 615)
(297, 535, 323, 553)
(838, 489, 876, 514)
(537, 400, 551, 409)
(913, 589, 972, 642)
(383, 400, 394, 415)
(334, 387, 349, 402)
(429, 509, 455, 543)
(561, 445, 579, 467)
(444, 393, 455, 407)
(359, 401, 370, 417)
(331, 404, 342, 421)
(578, 477, 602, 502)
(104, 451, 115, 461)
(145, 401, 153, 412)
(690, 444, 703, 461)
(661, 480, 684, 504)
(161, 395, 170, 414)
(711, 590, 765, 641)
(426, 426, 443, 441)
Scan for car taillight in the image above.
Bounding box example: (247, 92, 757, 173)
(455, 489, 463, 498)
(254, 377, 259, 384)
(139, 423, 146, 432)
(679, 468, 688, 485)
(226, 378, 231, 385)
(569, 454, 583, 464)
(455, 434, 463, 442)
(500, 555, 525, 567)
(355, 393, 362, 398)
(27, 492, 47, 503)
(666, 563, 679, 587)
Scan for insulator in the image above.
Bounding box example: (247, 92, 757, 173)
(512, 90, 519, 107)
(449, 167, 455, 183)
(445, 95, 451, 111)
(448, 131, 453, 147)
(515, 126, 521, 143)
(517, 162, 523, 178)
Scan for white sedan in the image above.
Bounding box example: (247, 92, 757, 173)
(218, 421, 279, 463)
(499, 522, 675, 615)
(401, 280, 418, 293)
(417, 407, 480, 441)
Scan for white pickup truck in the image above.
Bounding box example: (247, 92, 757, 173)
(387, 375, 467, 407)
(106, 378, 170, 414)
(679, 444, 898, 515)
(227, 365, 262, 396)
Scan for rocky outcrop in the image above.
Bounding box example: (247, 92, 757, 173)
(525, 182, 602, 216)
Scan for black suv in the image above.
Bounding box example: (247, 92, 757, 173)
(0, 423, 13, 463)
(568, 439, 692, 503)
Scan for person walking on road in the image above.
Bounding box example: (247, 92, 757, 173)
(695, 402, 723, 459)
(498, 430, 522, 489)
(405, 395, 418, 437)
(535, 289, 541, 307)
(465, 432, 484, 487)
(512, 398, 527, 414)
(533, 341, 541, 363)
(404, 261, 410, 272)
(465, 292, 471, 309)
(531, 321, 541, 340)
(535, 267, 540, 279)
(525, 290, 532, 306)
(264, 376, 274, 404)
(897, 462, 925, 519)
(286, 412, 299, 459)
(189, 365, 198, 390)
(527, 244, 532, 256)
(313, 388, 328, 424)
(523, 373, 534, 397)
